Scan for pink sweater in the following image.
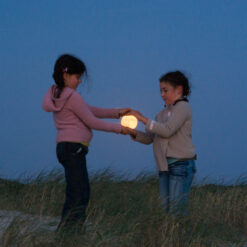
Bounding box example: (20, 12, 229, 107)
(42, 85, 122, 143)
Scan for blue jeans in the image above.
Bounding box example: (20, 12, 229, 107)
(56, 142, 90, 228)
(159, 160, 196, 216)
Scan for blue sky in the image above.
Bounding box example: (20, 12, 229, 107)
(0, 0, 247, 183)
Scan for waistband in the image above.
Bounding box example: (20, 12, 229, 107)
(70, 141, 90, 147)
(57, 141, 90, 147)
(167, 154, 197, 162)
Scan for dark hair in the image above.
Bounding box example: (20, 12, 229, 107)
(159, 70, 191, 97)
(52, 54, 87, 97)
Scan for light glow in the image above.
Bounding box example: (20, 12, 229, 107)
(121, 115, 138, 129)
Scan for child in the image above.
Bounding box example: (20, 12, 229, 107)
(130, 71, 196, 216)
(42, 54, 133, 230)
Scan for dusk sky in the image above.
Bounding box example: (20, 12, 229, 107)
(1, 0, 246, 183)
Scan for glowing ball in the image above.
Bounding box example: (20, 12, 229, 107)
(121, 115, 138, 129)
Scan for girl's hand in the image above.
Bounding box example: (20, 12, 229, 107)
(129, 110, 148, 125)
(118, 108, 131, 118)
(130, 129, 137, 138)
(120, 126, 137, 136)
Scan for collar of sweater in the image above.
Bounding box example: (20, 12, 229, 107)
(164, 98, 188, 108)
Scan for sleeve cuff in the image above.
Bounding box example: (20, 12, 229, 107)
(145, 119, 155, 132)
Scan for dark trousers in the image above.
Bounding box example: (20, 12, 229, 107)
(56, 142, 90, 226)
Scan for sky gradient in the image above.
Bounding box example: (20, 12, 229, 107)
(0, 0, 247, 183)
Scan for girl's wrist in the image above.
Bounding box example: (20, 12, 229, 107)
(118, 109, 122, 119)
(141, 116, 148, 125)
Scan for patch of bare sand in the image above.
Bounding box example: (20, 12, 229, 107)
(0, 210, 59, 246)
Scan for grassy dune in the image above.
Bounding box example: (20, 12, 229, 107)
(0, 169, 247, 246)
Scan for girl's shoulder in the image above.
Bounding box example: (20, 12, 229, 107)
(66, 89, 88, 108)
(172, 101, 192, 117)
(67, 89, 83, 100)
(173, 100, 191, 110)
(58, 88, 84, 107)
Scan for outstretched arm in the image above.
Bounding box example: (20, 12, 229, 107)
(130, 103, 191, 138)
(145, 103, 190, 138)
(130, 129, 154, 145)
(87, 104, 131, 119)
(69, 92, 121, 133)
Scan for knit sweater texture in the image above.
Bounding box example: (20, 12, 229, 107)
(133, 101, 195, 171)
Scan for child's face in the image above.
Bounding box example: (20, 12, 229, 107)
(160, 81, 183, 105)
(63, 73, 82, 90)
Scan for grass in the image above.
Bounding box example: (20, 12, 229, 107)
(0, 169, 247, 246)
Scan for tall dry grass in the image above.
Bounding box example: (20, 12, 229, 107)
(0, 169, 247, 246)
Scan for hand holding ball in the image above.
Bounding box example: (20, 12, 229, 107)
(121, 115, 138, 129)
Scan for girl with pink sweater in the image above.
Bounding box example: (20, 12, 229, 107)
(42, 54, 133, 231)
